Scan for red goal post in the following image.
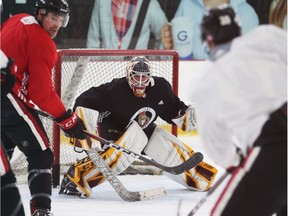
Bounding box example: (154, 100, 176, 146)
(12, 49, 179, 186)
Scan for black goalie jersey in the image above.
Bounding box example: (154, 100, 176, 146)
(73, 76, 188, 140)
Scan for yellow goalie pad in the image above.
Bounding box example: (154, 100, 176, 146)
(67, 147, 123, 197)
(66, 121, 148, 197)
(69, 106, 101, 151)
(144, 127, 218, 191)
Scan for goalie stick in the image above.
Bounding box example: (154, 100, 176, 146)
(33, 110, 166, 201)
(85, 148, 166, 202)
(35, 108, 203, 175)
(83, 131, 204, 175)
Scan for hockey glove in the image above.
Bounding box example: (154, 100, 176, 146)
(172, 105, 197, 131)
(56, 109, 87, 140)
(1, 58, 16, 96)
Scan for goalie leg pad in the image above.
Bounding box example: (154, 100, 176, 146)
(144, 127, 217, 191)
(86, 121, 148, 187)
(64, 149, 132, 198)
(63, 121, 148, 197)
(62, 157, 94, 197)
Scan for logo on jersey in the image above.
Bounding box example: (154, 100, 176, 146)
(131, 107, 156, 129)
(21, 140, 29, 147)
(20, 16, 38, 25)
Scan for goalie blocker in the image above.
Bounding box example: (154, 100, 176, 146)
(172, 105, 198, 131)
(60, 120, 217, 197)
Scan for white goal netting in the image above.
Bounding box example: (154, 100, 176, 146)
(11, 49, 179, 186)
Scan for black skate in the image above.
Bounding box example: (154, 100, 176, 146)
(30, 198, 53, 216)
(58, 174, 83, 197)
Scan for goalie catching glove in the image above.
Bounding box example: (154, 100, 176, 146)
(56, 109, 87, 140)
(172, 105, 197, 131)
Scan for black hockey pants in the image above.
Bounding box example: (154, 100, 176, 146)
(1, 94, 54, 211)
(211, 103, 287, 216)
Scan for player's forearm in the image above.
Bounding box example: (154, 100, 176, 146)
(33, 92, 66, 118)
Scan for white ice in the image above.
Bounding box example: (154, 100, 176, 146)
(17, 136, 229, 216)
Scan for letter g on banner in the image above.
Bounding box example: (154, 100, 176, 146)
(178, 30, 188, 41)
(171, 16, 193, 59)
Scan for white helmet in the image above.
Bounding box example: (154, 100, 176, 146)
(126, 56, 153, 98)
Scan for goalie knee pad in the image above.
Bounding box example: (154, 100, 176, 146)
(144, 127, 217, 191)
(61, 121, 148, 197)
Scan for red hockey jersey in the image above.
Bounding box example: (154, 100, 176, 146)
(1, 13, 66, 118)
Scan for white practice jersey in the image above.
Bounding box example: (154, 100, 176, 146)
(0, 50, 8, 68)
(191, 25, 287, 169)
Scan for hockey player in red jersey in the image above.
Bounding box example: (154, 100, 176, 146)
(59, 56, 218, 198)
(1, 0, 86, 215)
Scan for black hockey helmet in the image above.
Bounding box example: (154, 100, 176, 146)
(35, 0, 70, 27)
(200, 4, 241, 45)
(126, 56, 153, 98)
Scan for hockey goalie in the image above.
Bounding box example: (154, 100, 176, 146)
(59, 56, 218, 197)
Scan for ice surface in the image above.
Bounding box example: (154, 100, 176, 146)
(17, 136, 228, 216)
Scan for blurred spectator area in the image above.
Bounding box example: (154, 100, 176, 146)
(54, 0, 94, 48)
(247, 0, 274, 24)
(1, 0, 273, 48)
(158, 0, 181, 21)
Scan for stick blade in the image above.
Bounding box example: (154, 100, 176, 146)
(182, 152, 204, 170)
(139, 187, 167, 201)
(119, 187, 166, 202)
(165, 152, 204, 175)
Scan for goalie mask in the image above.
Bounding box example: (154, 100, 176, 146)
(35, 0, 70, 27)
(126, 57, 153, 98)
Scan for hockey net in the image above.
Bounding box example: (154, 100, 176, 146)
(11, 49, 179, 186)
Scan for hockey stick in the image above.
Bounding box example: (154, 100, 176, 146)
(35, 108, 203, 175)
(33, 110, 166, 201)
(83, 131, 204, 175)
(178, 172, 230, 216)
(85, 148, 166, 202)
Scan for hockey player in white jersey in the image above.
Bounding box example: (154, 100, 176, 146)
(59, 56, 218, 198)
(190, 5, 287, 216)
